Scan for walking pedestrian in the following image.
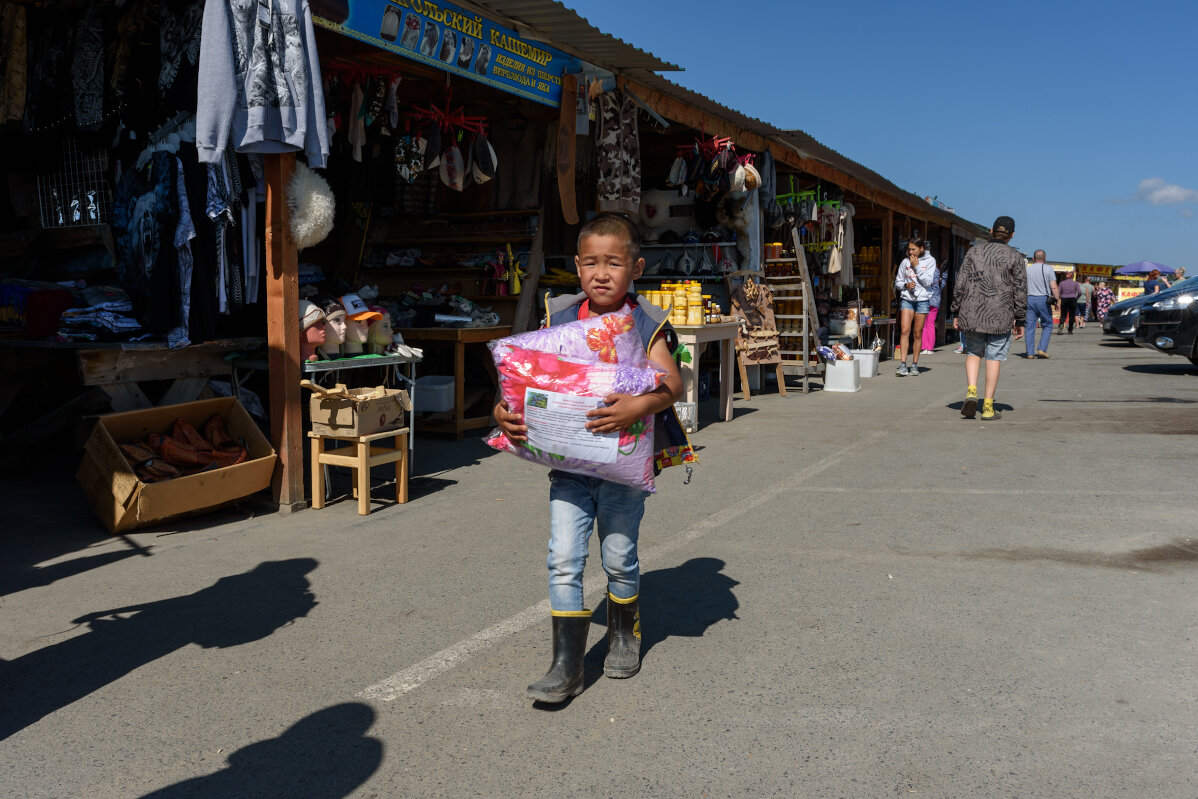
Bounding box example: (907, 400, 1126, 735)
(893, 237, 937, 376)
(1142, 269, 1167, 295)
(1057, 271, 1080, 334)
(921, 266, 946, 354)
(950, 216, 1026, 420)
(494, 213, 684, 703)
(1077, 276, 1095, 328)
(1095, 281, 1114, 320)
(1024, 249, 1058, 358)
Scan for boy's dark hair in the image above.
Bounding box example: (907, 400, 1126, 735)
(577, 213, 641, 261)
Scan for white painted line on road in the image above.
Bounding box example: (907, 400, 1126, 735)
(356, 429, 890, 703)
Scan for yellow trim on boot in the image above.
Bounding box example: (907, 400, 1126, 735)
(550, 609, 592, 618)
(607, 592, 638, 605)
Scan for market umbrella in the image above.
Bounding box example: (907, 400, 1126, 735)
(1115, 260, 1175, 276)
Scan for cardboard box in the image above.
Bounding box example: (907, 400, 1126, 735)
(76, 397, 276, 534)
(309, 386, 410, 437)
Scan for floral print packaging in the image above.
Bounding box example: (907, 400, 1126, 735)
(486, 312, 664, 491)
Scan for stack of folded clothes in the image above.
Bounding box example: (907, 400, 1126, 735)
(58, 299, 145, 342)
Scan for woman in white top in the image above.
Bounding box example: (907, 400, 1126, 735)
(893, 238, 938, 376)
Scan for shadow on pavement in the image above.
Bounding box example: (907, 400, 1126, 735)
(961, 537, 1198, 572)
(1122, 362, 1198, 376)
(138, 703, 382, 799)
(0, 558, 319, 742)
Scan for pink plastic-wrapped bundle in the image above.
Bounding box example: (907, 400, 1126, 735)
(485, 312, 663, 492)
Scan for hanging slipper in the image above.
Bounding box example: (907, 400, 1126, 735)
(743, 163, 761, 191)
(472, 133, 497, 184)
(423, 122, 441, 170)
(667, 155, 686, 187)
(678, 246, 697, 276)
(440, 143, 465, 191)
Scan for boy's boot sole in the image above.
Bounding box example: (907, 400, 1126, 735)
(961, 397, 978, 418)
(527, 612, 590, 703)
(604, 593, 642, 678)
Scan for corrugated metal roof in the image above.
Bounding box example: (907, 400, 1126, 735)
(630, 73, 989, 235)
(465, 0, 679, 72)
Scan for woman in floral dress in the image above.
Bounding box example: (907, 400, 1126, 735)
(1095, 281, 1115, 320)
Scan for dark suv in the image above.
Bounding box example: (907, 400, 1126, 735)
(1135, 281, 1198, 366)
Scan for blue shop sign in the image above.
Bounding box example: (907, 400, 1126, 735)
(313, 0, 571, 107)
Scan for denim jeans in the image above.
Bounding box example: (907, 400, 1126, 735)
(547, 471, 648, 611)
(1026, 296, 1054, 355)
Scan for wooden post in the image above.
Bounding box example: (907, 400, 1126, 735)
(881, 209, 894, 358)
(265, 153, 305, 511)
(510, 211, 545, 334)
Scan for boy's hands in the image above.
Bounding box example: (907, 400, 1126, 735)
(494, 400, 527, 442)
(584, 393, 654, 434)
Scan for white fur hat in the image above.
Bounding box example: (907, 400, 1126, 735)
(639, 189, 672, 229)
(287, 163, 336, 251)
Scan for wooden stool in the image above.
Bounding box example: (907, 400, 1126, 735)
(309, 428, 409, 515)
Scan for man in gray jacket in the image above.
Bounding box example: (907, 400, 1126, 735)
(950, 216, 1027, 420)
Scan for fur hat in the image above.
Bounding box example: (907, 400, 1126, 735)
(287, 162, 336, 251)
(639, 189, 673, 229)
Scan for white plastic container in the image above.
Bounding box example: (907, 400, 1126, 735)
(415, 375, 455, 412)
(849, 349, 879, 378)
(823, 358, 861, 393)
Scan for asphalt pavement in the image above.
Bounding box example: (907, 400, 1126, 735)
(3, 324, 1196, 798)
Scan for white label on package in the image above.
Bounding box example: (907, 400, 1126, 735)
(523, 388, 619, 464)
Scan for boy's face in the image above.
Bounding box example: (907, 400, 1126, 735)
(575, 233, 644, 314)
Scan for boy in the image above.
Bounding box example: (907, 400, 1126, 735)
(494, 213, 683, 703)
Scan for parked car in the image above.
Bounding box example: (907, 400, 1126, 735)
(1103, 275, 1198, 343)
(1134, 281, 1198, 365)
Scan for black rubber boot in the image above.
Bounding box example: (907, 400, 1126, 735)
(603, 592, 641, 678)
(526, 611, 589, 703)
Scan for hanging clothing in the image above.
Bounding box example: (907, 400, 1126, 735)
(168, 158, 196, 348)
(347, 83, 365, 163)
(595, 90, 640, 214)
(178, 144, 219, 343)
(196, 0, 329, 166)
(158, 0, 205, 117)
(112, 152, 181, 332)
(71, 4, 104, 132)
(0, 4, 28, 124)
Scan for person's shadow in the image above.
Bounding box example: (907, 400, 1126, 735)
(0, 558, 319, 741)
(578, 557, 739, 692)
(138, 703, 382, 799)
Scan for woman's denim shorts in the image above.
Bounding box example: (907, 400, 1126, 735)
(900, 298, 930, 314)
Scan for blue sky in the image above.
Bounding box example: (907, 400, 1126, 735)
(567, 0, 1198, 268)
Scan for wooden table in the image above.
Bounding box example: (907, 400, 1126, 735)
(672, 322, 739, 432)
(0, 337, 264, 452)
(401, 326, 511, 439)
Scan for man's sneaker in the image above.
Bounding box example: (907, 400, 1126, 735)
(1036, 350, 1051, 359)
(981, 399, 1000, 420)
(961, 386, 978, 418)
(896, 363, 909, 376)
(953, 346, 965, 354)
(920, 349, 934, 355)
(908, 364, 921, 375)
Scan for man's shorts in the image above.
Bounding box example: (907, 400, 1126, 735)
(962, 331, 1012, 361)
(900, 298, 930, 314)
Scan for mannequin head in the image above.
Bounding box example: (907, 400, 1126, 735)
(299, 300, 327, 362)
(366, 307, 393, 353)
(314, 294, 348, 357)
(338, 292, 382, 354)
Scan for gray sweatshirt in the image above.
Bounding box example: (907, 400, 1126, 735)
(197, 0, 329, 167)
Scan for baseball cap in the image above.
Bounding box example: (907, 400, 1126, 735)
(992, 216, 1015, 235)
(339, 293, 383, 321)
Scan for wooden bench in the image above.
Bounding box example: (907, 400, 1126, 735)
(308, 427, 409, 515)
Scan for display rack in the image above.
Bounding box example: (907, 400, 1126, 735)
(761, 226, 822, 392)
